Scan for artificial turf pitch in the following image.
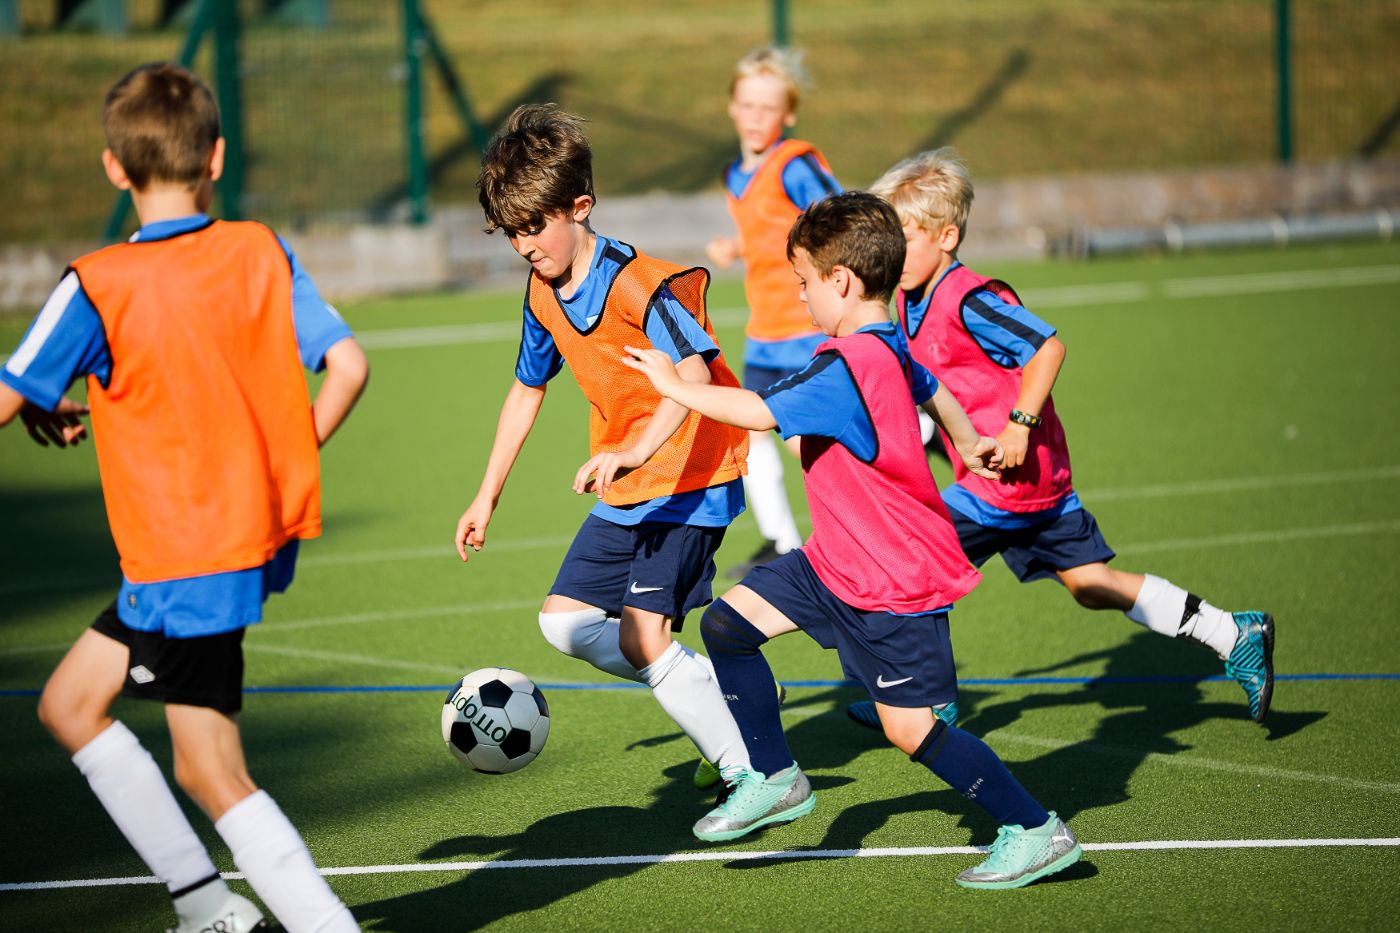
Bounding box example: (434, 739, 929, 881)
(2, 240, 1399, 930)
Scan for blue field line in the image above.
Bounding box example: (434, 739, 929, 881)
(1, 671, 1398, 699)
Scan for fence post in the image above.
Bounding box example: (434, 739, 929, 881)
(772, 0, 789, 47)
(212, 0, 245, 219)
(1275, 0, 1293, 163)
(402, 0, 429, 225)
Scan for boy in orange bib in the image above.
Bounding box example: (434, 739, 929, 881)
(707, 47, 841, 576)
(457, 104, 756, 794)
(0, 64, 366, 932)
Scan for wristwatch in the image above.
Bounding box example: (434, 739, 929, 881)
(1008, 409, 1042, 428)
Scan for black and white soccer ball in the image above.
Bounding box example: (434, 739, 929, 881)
(441, 668, 550, 774)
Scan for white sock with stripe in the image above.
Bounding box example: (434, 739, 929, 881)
(1126, 574, 1238, 658)
(215, 790, 357, 933)
(640, 641, 751, 770)
(72, 721, 223, 896)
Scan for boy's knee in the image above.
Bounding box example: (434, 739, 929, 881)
(700, 600, 767, 656)
(37, 682, 107, 751)
(538, 608, 608, 658)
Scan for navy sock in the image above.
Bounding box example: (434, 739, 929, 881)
(912, 721, 1049, 829)
(700, 600, 793, 776)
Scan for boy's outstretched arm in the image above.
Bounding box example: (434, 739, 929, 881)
(999, 335, 1065, 470)
(923, 383, 1004, 480)
(313, 337, 370, 447)
(574, 352, 724, 498)
(622, 345, 777, 431)
(0, 384, 89, 447)
(457, 378, 547, 561)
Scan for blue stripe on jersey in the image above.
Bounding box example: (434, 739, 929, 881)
(589, 477, 745, 527)
(743, 331, 825, 369)
(759, 323, 919, 462)
(943, 485, 1083, 529)
(961, 291, 1056, 369)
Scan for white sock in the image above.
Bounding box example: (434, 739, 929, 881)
(1126, 574, 1238, 658)
(215, 790, 356, 933)
(742, 432, 803, 553)
(72, 721, 220, 895)
(639, 642, 750, 771)
(538, 609, 645, 682)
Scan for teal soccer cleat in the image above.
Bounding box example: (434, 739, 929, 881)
(1224, 611, 1275, 723)
(955, 812, 1082, 890)
(693, 763, 814, 842)
(846, 699, 958, 732)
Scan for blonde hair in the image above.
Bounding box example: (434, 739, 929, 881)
(871, 147, 975, 238)
(730, 46, 809, 113)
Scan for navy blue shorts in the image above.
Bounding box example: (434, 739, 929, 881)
(741, 550, 957, 708)
(549, 513, 727, 629)
(743, 363, 802, 394)
(948, 504, 1117, 584)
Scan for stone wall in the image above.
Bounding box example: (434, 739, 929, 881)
(3, 158, 1396, 312)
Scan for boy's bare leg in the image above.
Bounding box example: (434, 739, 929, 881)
(168, 706, 356, 932)
(39, 629, 253, 929)
(1057, 562, 1238, 657)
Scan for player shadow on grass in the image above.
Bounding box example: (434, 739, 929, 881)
(351, 760, 776, 931)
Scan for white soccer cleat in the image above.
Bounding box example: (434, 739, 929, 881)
(169, 890, 268, 933)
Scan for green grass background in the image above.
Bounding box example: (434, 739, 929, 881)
(2, 240, 1400, 929)
(4, 0, 1399, 241)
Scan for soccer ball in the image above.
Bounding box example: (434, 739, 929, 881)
(441, 668, 550, 774)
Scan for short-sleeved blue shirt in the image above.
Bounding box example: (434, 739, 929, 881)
(759, 323, 936, 463)
(1, 214, 354, 637)
(514, 236, 744, 528)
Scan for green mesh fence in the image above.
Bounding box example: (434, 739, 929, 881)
(2, 0, 1397, 244)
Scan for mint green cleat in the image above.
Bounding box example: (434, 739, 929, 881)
(693, 763, 814, 842)
(694, 682, 788, 790)
(1224, 611, 1274, 723)
(846, 699, 958, 732)
(956, 812, 1081, 890)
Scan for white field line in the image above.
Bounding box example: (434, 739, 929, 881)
(345, 264, 1400, 353)
(1080, 463, 1400, 503)
(988, 731, 1400, 796)
(242, 643, 468, 677)
(1113, 519, 1400, 557)
(4, 836, 1397, 890)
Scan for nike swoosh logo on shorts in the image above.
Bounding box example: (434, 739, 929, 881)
(876, 674, 913, 688)
(630, 583, 664, 594)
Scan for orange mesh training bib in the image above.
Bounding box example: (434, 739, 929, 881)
(727, 139, 832, 342)
(526, 246, 748, 506)
(71, 220, 322, 583)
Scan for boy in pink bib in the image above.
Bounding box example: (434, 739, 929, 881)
(624, 192, 1082, 890)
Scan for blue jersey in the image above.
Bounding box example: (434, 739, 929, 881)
(2, 214, 354, 637)
(726, 146, 842, 371)
(759, 322, 937, 462)
(515, 236, 744, 528)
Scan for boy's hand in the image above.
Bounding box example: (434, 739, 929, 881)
(455, 495, 494, 562)
(995, 422, 1031, 471)
(621, 345, 684, 396)
(705, 236, 741, 269)
(21, 398, 89, 448)
(574, 448, 646, 499)
(963, 436, 1005, 480)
